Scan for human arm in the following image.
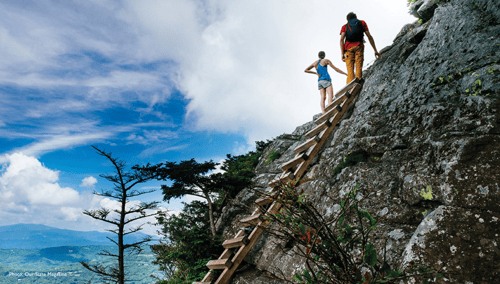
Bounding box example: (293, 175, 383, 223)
(327, 60, 348, 76)
(365, 30, 380, 59)
(304, 61, 320, 76)
(340, 32, 346, 62)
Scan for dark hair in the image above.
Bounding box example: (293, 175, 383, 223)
(347, 12, 357, 21)
(318, 51, 325, 59)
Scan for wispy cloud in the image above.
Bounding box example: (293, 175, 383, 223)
(0, 133, 111, 164)
(126, 129, 179, 145)
(138, 144, 188, 158)
(0, 118, 183, 165)
(0, 1, 176, 161)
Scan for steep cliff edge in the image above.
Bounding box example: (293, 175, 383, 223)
(216, 0, 500, 283)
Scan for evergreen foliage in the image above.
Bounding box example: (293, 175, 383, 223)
(217, 147, 263, 204)
(138, 158, 221, 236)
(151, 201, 223, 284)
(150, 140, 270, 284)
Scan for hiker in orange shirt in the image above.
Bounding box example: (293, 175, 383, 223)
(340, 12, 380, 84)
(305, 51, 348, 114)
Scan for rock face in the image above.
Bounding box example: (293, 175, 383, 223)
(216, 0, 500, 282)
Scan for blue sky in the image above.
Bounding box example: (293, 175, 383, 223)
(0, 0, 415, 235)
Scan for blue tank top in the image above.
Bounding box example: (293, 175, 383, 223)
(316, 59, 331, 81)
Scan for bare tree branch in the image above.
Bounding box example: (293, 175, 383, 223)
(80, 146, 163, 284)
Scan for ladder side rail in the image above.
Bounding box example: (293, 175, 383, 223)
(196, 80, 363, 284)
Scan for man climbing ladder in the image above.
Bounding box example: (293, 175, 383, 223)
(340, 12, 381, 83)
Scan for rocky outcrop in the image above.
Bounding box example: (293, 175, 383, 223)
(217, 0, 500, 282)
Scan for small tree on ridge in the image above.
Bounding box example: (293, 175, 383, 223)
(81, 146, 162, 284)
(138, 158, 221, 236)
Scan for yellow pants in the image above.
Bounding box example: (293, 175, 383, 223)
(345, 46, 364, 84)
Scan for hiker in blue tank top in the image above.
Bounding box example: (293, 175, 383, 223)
(305, 51, 347, 114)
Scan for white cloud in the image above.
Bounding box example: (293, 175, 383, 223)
(81, 176, 98, 187)
(120, 0, 416, 143)
(0, 152, 99, 225)
(61, 206, 83, 221)
(0, 153, 80, 205)
(183, 194, 207, 204)
(119, 0, 202, 63)
(0, 153, 165, 235)
(212, 158, 226, 175)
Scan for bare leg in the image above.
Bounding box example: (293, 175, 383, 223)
(326, 85, 333, 105)
(319, 88, 326, 113)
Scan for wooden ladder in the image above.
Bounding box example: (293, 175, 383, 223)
(194, 78, 363, 284)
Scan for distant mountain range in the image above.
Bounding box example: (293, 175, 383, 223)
(0, 245, 159, 283)
(0, 224, 155, 249)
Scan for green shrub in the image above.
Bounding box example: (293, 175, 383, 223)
(407, 0, 418, 6)
(152, 201, 223, 284)
(264, 150, 282, 165)
(264, 183, 443, 283)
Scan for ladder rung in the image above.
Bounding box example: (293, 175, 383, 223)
(281, 153, 308, 172)
(350, 83, 361, 97)
(267, 201, 282, 215)
(282, 171, 295, 183)
(304, 120, 330, 139)
(324, 94, 346, 113)
(293, 161, 308, 180)
(297, 93, 360, 179)
(294, 136, 320, 154)
(268, 171, 295, 187)
(315, 103, 342, 125)
(255, 197, 273, 206)
(198, 270, 214, 283)
(207, 258, 232, 270)
(240, 214, 261, 227)
(317, 82, 361, 125)
(222, 236, 249, 248)
(328, 78, 359, 106)
(219, 248, 233, 259)
(316, 82, 361, 126)
(214, 226, 266, 284)
(234, 229, 246, 238)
